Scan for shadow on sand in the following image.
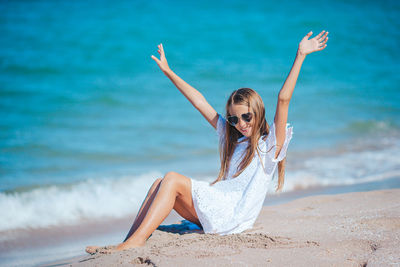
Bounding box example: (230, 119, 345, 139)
(156, 220, 204, 235)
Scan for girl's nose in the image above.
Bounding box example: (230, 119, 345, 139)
(238, 118, 247, 128)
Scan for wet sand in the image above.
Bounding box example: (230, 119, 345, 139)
(41, 189, 400, 267)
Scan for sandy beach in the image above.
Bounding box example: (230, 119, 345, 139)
(41, 188, 400, 267)
(3, 1, 399, 266)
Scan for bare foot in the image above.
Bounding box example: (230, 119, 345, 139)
(85, 246, 100, 254)
(116, 240, 145, 251)
(85, 245, 116, 255)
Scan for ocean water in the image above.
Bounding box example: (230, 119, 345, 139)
(0, 0, 399, 250)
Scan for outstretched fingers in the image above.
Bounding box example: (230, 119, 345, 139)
(151, 43, 170, 72)
(299, 30, 329, 55)
(317, 44, 327, 51)
(313, 30, 328, 50)
(318, 32, 329, 50)
(318, 31, 329, 42)
(317, 39, 328, 51)
(313, 30, 326, 41)
(320, 36, 328, 46)
(302, 31, 313, 41)
(151, 43, 164, 64)
(158, 43, 165, 58)
(151, 54, 160, 63)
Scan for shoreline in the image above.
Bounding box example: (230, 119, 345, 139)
(39, 188, 400, 267)
(34, 178, 400, 266)
(1, 178, 398, 267)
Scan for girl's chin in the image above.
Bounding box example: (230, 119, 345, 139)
(241, 129, 251, 137)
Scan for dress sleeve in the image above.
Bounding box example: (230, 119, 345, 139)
(216, 113, 226, 138)
(265, 122, 293, 162)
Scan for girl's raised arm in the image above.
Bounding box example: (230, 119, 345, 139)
(151, 44, 218, 129)
(273, 30, 329, 158)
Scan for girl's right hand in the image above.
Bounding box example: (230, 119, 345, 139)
(298, 30, 329, 56)
(151, 43, 171, 73)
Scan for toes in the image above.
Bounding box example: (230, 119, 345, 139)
(85, 245, 118, 254)
(98, 245, 117, 254)
(85, 246, 100, 254)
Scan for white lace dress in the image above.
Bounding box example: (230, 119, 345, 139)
(191, 114, 293, 235)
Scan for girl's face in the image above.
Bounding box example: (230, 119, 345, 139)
(228, 104, 253, 137)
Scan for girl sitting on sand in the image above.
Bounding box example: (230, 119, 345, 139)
(86, 30, 328, 253)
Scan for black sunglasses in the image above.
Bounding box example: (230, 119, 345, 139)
(227, 112, 253, 126)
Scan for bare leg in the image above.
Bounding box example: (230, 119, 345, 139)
(86, 178, 162, 254)
(123, 178, 162, 241)
(116, 171, 199, 250)
(124, 176, 201, 238)
(86, 172, 200, 253)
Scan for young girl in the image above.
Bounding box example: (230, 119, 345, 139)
(86, 30, 329, 253)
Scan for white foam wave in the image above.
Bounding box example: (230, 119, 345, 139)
(1, 138, 399, 233)
(280, 138, 400, 192)
(0, 171, 162, 232)
(282, 170, 400, 192)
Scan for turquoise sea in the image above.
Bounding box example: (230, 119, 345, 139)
(0, 0, 399, 265)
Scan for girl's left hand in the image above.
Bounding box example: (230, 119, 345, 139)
(298, 30, 329, 56)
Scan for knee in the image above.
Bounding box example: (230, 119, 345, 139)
(163, 171, 179, 185)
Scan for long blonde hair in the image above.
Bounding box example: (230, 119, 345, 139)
(211, 88, 286, 192)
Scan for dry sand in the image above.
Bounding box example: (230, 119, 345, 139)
(44, 189, 400, 266)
